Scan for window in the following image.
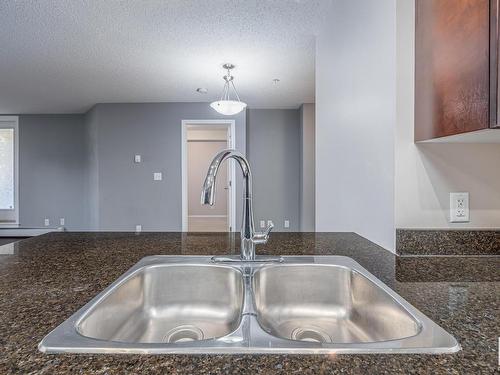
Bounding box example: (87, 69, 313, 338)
(0, 117, 18, 224)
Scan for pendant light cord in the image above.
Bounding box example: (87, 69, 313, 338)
(217, 65, 241, 102)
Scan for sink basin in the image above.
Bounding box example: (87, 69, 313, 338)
(78, 264, 244, 343)
(39, 255, 460, 354)
(253, 265, 419, 344)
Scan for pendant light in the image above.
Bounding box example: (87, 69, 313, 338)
(210, 63, 247, 115)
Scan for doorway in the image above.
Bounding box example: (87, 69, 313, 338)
(181, 120, 236, 232)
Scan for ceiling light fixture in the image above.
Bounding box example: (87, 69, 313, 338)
(210, 63, 247, 116)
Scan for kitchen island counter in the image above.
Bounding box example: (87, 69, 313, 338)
(0, 232, 498, 374)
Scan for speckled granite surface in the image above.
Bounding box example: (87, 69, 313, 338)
(396, 229, 500, 256)
(0, 232, 498, 374)
(396, 256, 500, 282)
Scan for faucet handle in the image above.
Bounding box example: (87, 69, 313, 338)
(252, 222, 274, 244)
(264, 221, 274, 235)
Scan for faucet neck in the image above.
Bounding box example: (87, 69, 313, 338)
(201, 149, 272, 261)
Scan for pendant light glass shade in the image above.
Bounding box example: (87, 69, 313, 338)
(210, 100, 247, 116)
(210, 64, 247, 115)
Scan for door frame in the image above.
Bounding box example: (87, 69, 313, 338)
(0, 116, 19, 226)
(181, 119, 236, 232)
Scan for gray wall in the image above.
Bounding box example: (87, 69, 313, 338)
(299, 104, 315, 231)
(18, 114, 87, 229)
(246, 109, 300, 232)
(15, 105, 304, 233)
(86, 103, 246, 231)
(84, 107, 99, 229)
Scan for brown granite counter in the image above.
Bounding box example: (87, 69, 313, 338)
(0, 232, 498, 374)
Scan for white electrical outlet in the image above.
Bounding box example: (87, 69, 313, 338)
(44, 218, 50, 226)
(260, 220, 265, 229)
(135, 224, 142, 232)
(267, 220, 273, 227)
(153, 172, 162, 181)
(134, 154, 141, 163)
(450, 192, 469, 222)
(284, 219, 290, 228)
(59, 218, 65, 226)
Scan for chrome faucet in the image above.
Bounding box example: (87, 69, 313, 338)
(201, 149, 273, 261)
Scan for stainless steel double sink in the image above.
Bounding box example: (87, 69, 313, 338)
(39, 256, 460, 354)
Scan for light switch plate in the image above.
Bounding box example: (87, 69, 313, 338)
(134, 154, 141, 163)
(260, 220, 265, 229)
(153, 172, 162, 181)
(44, 218, 50, 226)
(450, 192, 469, 223)
(59, 218, 65, 226)
(284, 220, 290, 228)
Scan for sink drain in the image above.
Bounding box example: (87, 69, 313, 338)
(291, 326, 332, 343)
(163, 325, 204, 343)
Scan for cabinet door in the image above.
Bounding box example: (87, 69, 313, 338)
(415, 0, 490, 141)
(491, 0, 500, 128)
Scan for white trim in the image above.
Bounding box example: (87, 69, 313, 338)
(181, 119, 236, 232)
(188, 215, 228, 218)
(0, 116, 19, 225)
(0, 243, 15, 255)
(416, 128, 500, 143)
(0, 116, 20, 122)
(0, 227, 63, 237)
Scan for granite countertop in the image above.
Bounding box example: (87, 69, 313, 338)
(0, 232, 498, 374)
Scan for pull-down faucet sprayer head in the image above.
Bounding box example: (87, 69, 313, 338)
(201, 149, 234, 206)
(201, 172, 216, 206)
(201, 149, 251, 207)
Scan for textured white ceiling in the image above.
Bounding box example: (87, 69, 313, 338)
(0, 0, 331, 114)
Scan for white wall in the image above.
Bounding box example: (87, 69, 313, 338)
(396, 0, 500, 229)
(316, 0, 397, 251)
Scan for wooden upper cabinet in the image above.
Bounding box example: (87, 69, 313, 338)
(491, 0, 500, 127)
(415, 0, 498, 141)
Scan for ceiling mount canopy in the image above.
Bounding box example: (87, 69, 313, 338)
(210, 63, 247, 116)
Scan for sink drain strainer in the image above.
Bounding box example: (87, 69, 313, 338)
(291, 326, 332, 343)
(163, 325, 204, 343)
